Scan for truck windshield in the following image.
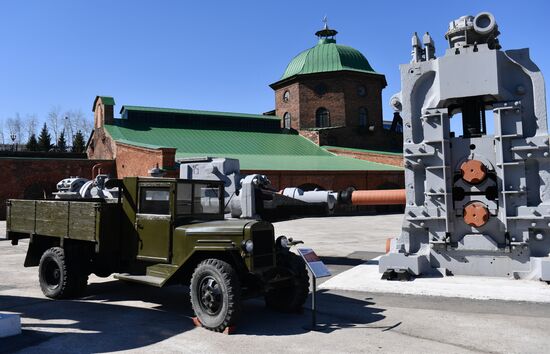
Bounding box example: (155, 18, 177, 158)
(177, 182, 223, 216)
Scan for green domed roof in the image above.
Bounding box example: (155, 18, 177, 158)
(280, 37, 377, 81)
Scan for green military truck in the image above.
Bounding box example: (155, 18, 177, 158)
(6, 177, 309, 332)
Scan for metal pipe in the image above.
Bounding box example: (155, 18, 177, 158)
(350, 189, 406, 205)
(92, 163, 103, 179)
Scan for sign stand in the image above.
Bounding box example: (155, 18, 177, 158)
(311, 275, 317, 329)
(297, 248, 331, 331)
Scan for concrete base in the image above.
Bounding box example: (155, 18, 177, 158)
(320, 258, 550, 303)
(0, 313, 21, 338)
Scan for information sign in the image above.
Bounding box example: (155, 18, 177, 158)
(298, 248, 331, 278)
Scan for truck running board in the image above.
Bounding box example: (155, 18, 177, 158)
(114, 273, 165, 287)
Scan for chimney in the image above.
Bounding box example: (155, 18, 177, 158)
(93, 96, 115, 128)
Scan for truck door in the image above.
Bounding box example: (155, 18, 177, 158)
(135, 184, 173, 262)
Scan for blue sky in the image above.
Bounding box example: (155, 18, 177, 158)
(1, 0, 549, 136)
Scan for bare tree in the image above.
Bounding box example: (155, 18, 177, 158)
(14, 113, 24, 144)
(65, 109, 92, 145)
(24, 114, 38, 141)
(0, 118, 5, 146)
(48, 106, 62, 145)
(6, 114, 23, 145)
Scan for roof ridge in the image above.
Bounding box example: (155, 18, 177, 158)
(120, 105, 280, 120)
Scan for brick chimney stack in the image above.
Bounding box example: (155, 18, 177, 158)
(93, 96, 115, 128)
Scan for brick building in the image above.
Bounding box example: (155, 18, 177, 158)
(87, 96, 403, 192)
(270, 23, 402, 152)
(85, 23, 404, 192)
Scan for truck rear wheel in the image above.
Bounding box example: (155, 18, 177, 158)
(38, 247, 88, 299)
(265, 252, 309, 313)
(190, 259, 241, 332)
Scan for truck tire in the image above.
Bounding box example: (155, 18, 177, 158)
(190, 259, 241, 332)
(38, 247, 88, 299)
(265, 252, 309, 313)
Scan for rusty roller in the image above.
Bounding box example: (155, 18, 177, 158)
(463, 201, 490, 227)
(460, 159, 487, 184)
(339, 189, 406, 206)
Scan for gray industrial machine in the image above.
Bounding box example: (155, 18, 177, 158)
(53, 175, 119, 200)
(51, 157, 399, 223)
(179, 157, 338, 220)
(380, 12, 550, 282)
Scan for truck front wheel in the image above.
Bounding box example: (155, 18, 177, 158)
(38, 247, 88, 299)
(190, 259, 241, 332)
(265, 252, 309, 313)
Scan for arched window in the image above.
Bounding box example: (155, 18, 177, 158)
(316, 107, 330, 128)
(283, 112, 291, 129)
(359, 107, 368, 127)
(283, 90, 290, 102)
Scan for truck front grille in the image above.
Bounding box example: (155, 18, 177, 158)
(252, 229, 274, 268)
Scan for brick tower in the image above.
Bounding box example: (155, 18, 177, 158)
(270, 21, 401, 151)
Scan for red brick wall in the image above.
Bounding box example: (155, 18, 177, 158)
(274, 82, 300, 129)
(326, 147, 403, 167)
(87, 127, 117, 160)
(0, 158, 114, 220)
(272, 71, 400, 151)
(342, 75, 385, 129)
(241, 170, 404, 191)
(273, 71, 385, 130)
(115, 143, 177, 178)
(297, 78, 347, 128)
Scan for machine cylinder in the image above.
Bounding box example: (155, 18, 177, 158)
(350, 189, 406, 206)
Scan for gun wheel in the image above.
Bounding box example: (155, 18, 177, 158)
(190, 259, 241, 332)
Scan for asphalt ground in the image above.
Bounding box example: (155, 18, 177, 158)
(1, 215, 550, 354)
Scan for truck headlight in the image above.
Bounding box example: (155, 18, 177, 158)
(276, 235, 289, 249)
(242, 239, 254, 253)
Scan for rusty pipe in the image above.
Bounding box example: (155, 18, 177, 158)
(92, 163, 106, 179)
(349, 189, 406, 206)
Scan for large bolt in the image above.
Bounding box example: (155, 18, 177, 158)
(460, 159, 487, 184)
(463, 201, 490, 227)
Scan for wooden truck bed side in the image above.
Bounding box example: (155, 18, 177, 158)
(7, 199, 120, 244)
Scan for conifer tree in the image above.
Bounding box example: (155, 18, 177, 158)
(72, 130, 85, 153)
(26, 133, 39, 151)
(57, 130, 67, 152)
(37, 123, 52, 152)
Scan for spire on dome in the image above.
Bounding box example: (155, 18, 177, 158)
(315, 16, 338, 41)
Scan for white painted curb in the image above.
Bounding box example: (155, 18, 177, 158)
(320, 258, 550, 303)
(0, 313, 22, 338)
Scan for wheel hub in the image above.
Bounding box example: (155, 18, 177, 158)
(43, 259, 61, 289)
(198, 276, 222, 315)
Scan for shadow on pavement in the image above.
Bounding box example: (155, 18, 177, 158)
(237, 289, 390, 335)
(1, 281, 391, 353)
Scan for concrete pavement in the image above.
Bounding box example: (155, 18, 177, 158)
(1, 215, 550, 353)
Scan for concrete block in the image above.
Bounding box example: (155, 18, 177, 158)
(0, 313, 21, 338)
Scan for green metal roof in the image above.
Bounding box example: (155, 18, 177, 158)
(280, 38, 378, 81)
(120, 106, 280, 121)
(105, 121, 402, 171)
(322, 145, 403, 156)
(93, 96, 115, 111)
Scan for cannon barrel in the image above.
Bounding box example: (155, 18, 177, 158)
(338, 189, 406, 206)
